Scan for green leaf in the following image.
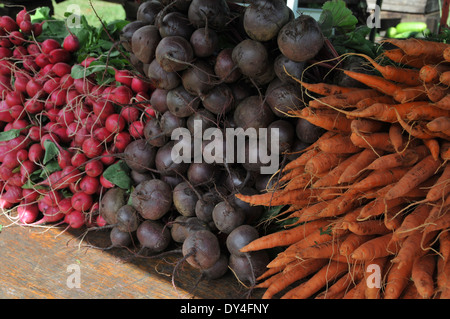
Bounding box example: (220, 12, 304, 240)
(320, 0, 358, 34)
(103, 160, 132, 190)
(39, 160, 62, 178)
(43, 140, 59, 165)
(30, 7, 52, 23)
(0, 129, 21, 142)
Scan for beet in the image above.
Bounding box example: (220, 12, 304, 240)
(155, 35, 194, 72)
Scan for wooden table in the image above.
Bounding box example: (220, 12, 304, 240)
(0, 215, 257, 299)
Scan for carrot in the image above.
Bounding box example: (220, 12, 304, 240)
(391, 230, 437, 270)
(342, 69, 406, 96)
(440, 71, 450, 86)
(278, 166, 306, 184)
(382, 38, 449, 59)
(344, 219, 390, 236)
(445, 46, 450, 62)
(384, 155, 442, 201)
(388, 123, 405, 153)
(411, 253, 436, 299)
(317, 133, 362, 154)
(284, 200, 330, 225)
(291, 77, 359, 96)
(283, 172, 316, 191)
(384, 261, 413, 299)
(422, 208, 450, 235)
(392, 85, 428, 104)
(401, 281, 422, 299)
(285, 238, 345, 260)
(347, 101, 429, 123)
(441, 141, 450, 161)
(357, 196, 406, 221)
(426, 164, 450, 203)
(424, 83, 450, 102)
(350, 132, 395, 153)
(338, 148, 381, 185)
(395, 112, 440, 139)
(294, 107, 353, 133)
(315, 265, 365, 299)
(339, 233, 375, 256)
(426, 116, 450, 133)
(331, 206, 365, 236)
(260, 259, 328, 299)
(384, 204, 406, 230)
(437, 257, 450, 298)
(350, 117, 386, 134)
(434, 94, 450, 110)
(351, 232, 397, 260)
(439, 230, 450, 263)
(283, 147, 321, 172)
(355, 95, 396, 109)
(393, 203, 432, 241)
(308, 89, 383, 109)
(342, 278, 366, 299)
(256, 266, 285, 282)
(420, 64, 450, 83)
(356, 53, 422, 86)
(235, 188, 319, 207)
(312, 152, 360, 188)
(382, 48, 440, 69)
(423, 138, 441, 161)
(406, 104, 450, 121)
(281, 261, 349, 299)
(240, 219, 332, 253)
(366, 145, 429, 170)
(365, 257, 388, 299)
(304, 151, 349, 175)
(350, 167, 410, 192)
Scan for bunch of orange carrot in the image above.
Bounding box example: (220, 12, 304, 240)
(236, 38, 450, 299)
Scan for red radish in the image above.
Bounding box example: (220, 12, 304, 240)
(100, 174, 115, 188)
(0, 198, 14, 210)
(0, 60, 12, 75)
(43, 77, 61, 94)
(40, 133, 60, 150)
(41, 39, 61, 54)
(129, 121, 145, 138)
(120, 106, 140, 123)
(71, 152, 87, 167)
(67, 89, 83, 107)
(111, 85, 133, 105)
(57, 149, 73, 169)
(0, 47, 13, 59)
(52, 62, 71, 77)
(49, 48, 71, 64)
(93, 127, 114, 143)
(10, 105, 26, 120)
(28, 143, 44, 163)
(13, 46, 28, 60)
(74, 78, 95, 94)
(100, 149, 116, 166)
(79, 175, 100, 195)
(12, 118, 29, 134)
(2, 185, 22, 204)
(69, 181, 81, 194)
(16, 9, 31, 25)
(74, 127, 89, 146)
(58, 197, 73, 214)
(22, 189, 40, 203)
(40, 205, 65, 223)
(0, 16, 19, 32)
(50, 89, 67, 107)
(63, 34, 80, 52)
(84, 159, 103, 177)
(0, 165, 13, 181)
(0, 100, 15, 122)
(5, 91, 24, 107)
(23, 57, 39, 72)
(17, 203, 39, 224)
(20, 20, 33, 34)
(92, 100, 115, 122)
(0, 38, 13, 48)
(9, 31, 25, 46)
(81, 57, 96, 67)
(105, 113, 126, 133)
(144, 106, 156, 118)
(115, 69, 133, 87)
(96, 214, 107, 227)
(114, 131, 131, 152)
(82, 137, 104, 158)
(26, 79, 44, 98)
(71, 191, 93, 212)
(24, 99, 44, 114)
(57, 109, 75, 126)
(20, 160, 37, 178)
(8, 172, 25, 187)
(64, 210, 85, 228)
(32, 22, 43, 37)
(28, 126, 43, 142)
(42, 190, 64, 207)
(27, 43, 40, 56)
(46, 108, 61, 123)
(131, 77, 150, 93)
(14, 76, 29, 93)
(60, 74, 74, 89)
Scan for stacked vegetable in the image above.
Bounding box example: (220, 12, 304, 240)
(236, 37, 450, 299)
(0, 8, 155, 228)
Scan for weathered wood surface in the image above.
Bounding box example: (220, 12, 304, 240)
(0, 215, 256, 299)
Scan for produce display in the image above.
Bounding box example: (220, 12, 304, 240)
(0, 0, 449, 300)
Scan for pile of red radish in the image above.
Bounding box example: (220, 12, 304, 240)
(0, 8, 155, 229)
